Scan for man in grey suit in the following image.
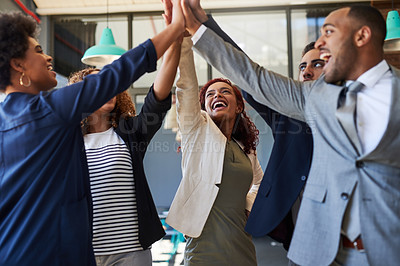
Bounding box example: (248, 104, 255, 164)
(179, 2, 400, 266)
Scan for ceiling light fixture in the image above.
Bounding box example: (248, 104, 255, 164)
(81, 0, 126, 66)
(384, 0, 400, 52)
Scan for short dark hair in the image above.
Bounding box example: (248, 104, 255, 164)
(0, 11, 38, 91)
(302, 42, 316, 57)
(348, 5, 386, 47)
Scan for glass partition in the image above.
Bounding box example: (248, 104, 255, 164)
(132, 15, 163, 89)
(132, 15, 209, 89)
(291, 7, 336, 79)
(211, 10, 288, 80)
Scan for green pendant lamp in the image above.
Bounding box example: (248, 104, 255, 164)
(81, 0, 126, 67)
(384, 2, 400, 52)
(81, 27, 126, 66)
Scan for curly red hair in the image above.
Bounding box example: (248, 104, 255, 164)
(199, 78, 259, 154)
(68, 67, 136, 135)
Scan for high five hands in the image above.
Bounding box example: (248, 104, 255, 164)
(162, 0, 207, 36)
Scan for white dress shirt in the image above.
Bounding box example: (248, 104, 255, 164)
(355, 60, 392, 154)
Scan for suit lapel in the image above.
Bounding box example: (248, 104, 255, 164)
(315, 80, 362, 156)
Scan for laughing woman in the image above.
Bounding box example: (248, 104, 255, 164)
(0, 5, 184, 265)
(165, 36, 263, 265)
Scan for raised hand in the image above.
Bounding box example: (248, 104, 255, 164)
(150, 0, 184, 60)
(186, 0, 208, 23)
(171, 0, 185, 30)
(161, 0, 172, 26)
(162, 0, 186, 42)
(180, 0, 202, 36)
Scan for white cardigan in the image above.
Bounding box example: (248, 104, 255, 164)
(166, 38, 263, 238)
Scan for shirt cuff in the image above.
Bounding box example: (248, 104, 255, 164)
(191, 24, 207, 45)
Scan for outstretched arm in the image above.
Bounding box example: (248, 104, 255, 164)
(162, 0, 202, 135)
(181, 0, 308, 121)
(185, 0, 280, 126)
(175, 36, 203, 135)
(48, 0, 185, 125)
(153, 1, 183, 101)
(151, 0, 185, 59)
(153, 41, 181, 101)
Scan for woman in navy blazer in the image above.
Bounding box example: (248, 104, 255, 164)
(0, 7, 184, 265)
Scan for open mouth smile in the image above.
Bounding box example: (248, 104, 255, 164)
(320, 52, 331, 63)
(212, 100, 228, 110)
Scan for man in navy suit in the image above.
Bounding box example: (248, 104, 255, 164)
(185, 0, 324, 250)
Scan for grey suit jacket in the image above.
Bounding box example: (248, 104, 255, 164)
(193, 28, 400, 266)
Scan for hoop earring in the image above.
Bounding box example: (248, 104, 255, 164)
(111, 116, 117, 128)
(19, 72, 31, 87)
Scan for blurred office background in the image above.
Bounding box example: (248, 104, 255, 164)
(1, 0, 399, 264)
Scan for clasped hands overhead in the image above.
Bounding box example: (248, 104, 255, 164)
(161, 0, 206, 36)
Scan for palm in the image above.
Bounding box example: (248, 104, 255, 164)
(171, 0, 184, 28)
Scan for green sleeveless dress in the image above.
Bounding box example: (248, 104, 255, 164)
(184, 140, 257, 265)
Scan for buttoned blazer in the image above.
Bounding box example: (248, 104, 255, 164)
(204, 16, 313, 249)
(166, 38, 264, 238)
(193, 28, 400, 266)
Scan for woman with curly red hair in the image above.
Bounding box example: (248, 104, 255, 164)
(199, 77, 259, 155)
(68, 34, 181, 265)
(165, 36, 263, 265)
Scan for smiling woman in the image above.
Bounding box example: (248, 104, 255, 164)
(199, 78, 259, 154)
(9, 37, 57, 93)
(165, 36, 263, 266)
(0, 5, 185, 265)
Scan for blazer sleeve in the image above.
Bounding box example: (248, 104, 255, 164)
(246, 150, 264, 211)
(123, 86, 171, 145)
(193, 27, 313, 122)
(175, 37, 204, 135)
(46, 40, 157, 126)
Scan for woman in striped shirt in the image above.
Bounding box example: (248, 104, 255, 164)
(68, 36, 181, 266)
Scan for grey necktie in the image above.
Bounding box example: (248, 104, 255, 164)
(336, 81, 364, 242)
(336, 81, 364, 154)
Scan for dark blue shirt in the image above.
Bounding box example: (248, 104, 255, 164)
(0, 39, 156, 265)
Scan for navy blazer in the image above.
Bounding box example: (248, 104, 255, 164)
(204, 16, 313, 250)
